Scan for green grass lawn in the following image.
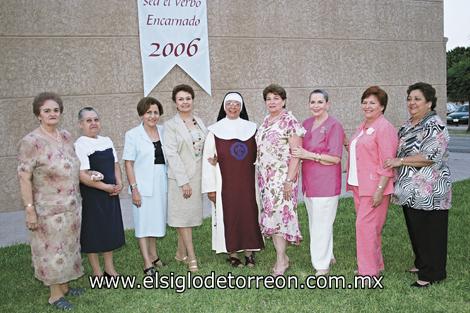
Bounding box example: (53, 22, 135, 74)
(1, 180, 470, 313)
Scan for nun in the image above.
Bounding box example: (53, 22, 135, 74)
(202, 92, 264, 268)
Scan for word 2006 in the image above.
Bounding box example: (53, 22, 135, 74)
(149, 38, 201, 58)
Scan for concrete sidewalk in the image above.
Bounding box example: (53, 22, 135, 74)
(1, 152, 469, 248)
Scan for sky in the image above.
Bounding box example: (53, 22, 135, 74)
(444, 0, 470, 51)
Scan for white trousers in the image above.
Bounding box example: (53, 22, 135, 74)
(304, 195, 339, 270)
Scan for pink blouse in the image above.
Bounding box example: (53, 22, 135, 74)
(302, 116, 345, 197)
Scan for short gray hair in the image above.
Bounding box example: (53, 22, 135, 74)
(309, 89, 329, 102)
(78, 107, 98, 120)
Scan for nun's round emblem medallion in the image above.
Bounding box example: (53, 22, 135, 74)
(230, 142, 248, 160)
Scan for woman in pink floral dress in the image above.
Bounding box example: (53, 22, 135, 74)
(17, 92, 84, 310)
(255, 84, 305, 276)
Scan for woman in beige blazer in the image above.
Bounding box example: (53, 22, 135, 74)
(163, 84, 207, 272)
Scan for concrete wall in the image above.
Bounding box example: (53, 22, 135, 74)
(0, 0, 446, 212)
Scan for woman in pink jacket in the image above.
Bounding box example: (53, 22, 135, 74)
(347, 86, 398, 277)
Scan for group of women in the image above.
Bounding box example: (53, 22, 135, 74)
(297, 82, 451, 288)
(292, 82, 451, 288)
(17, 81, 451, 308)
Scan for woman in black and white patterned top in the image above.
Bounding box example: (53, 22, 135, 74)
(384, 82, 451, 288)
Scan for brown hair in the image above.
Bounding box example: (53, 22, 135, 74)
(136, 97, 164, 117)
(32, 92, 63, 116)
(361, 86, 388, 113)
(172, 84, 195, 102)
(263, 84, 287, 101)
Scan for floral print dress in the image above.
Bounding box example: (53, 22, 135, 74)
(255, 110, 305, 244)
(17, 129, 83, 285)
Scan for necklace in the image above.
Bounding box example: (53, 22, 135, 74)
(147, 132, 159, 142)
(39, 125, 61, 143)
(183, 118, 197, 126)
(39, 125, 71, 165)
(267, 112, 282, 124)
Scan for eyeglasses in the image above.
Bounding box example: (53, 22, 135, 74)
(225, 101, 241, 107)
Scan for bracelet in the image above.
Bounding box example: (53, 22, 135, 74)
(377, 185, 384, 190)
(318, 154, 322, 161)
(400, 157, 404, 165)
(25, 203, 34, 209)
(130, 183, 137, 191)
(285, 178, 293, 183)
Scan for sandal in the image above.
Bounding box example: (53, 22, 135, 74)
(315, 269, 330, 276)
(175, 255, 188, 264)
(227, 257, 244, 268)
(245, 254, 255, 268)
(143, 266, 156, 276)
(407, 267, 419, 274)
(50, 297, 73, 310)
(65, 287, 85, 297)
(188, 259, 199, 272)
(152, 257, 165, 268)
(272, 264, 289, 277)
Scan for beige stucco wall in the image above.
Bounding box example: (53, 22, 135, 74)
(0, 0, 446, 212)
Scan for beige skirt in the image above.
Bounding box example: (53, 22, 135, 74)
(167, 164, 203, 227)
(31, 210, 84, 286)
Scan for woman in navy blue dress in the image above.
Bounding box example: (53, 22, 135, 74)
(75, 107, 125, 277)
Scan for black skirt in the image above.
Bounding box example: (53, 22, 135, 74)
(80, 148, 125, 253)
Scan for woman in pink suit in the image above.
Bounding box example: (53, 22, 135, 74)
(347, 86, 398, 277)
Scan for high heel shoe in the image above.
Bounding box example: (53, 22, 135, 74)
(188, 259, 198, 272)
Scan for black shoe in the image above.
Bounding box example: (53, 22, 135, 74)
(227, 257, 243, 268)
(245, 254, 255, 268)
(152, 257, 165, 268)
(143, 266, 156, 276)
(50, 297, 73, 310)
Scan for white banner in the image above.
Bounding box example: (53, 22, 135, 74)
(137, 0, 211, 96)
